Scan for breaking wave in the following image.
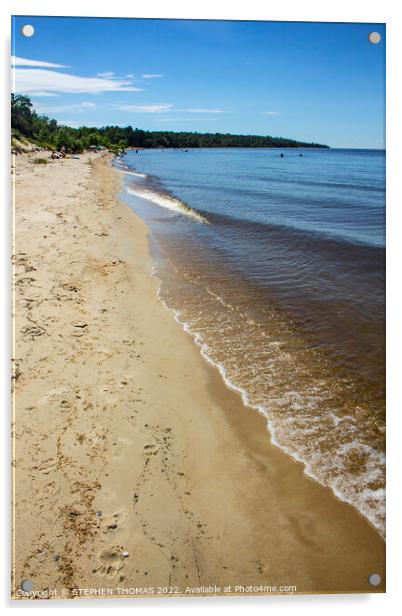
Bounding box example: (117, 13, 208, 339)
(126, 185, 208, 223)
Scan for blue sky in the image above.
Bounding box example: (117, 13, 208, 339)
(12, 17, 385, 148)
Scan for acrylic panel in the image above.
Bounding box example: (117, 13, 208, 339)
(11, 16, 386, 599)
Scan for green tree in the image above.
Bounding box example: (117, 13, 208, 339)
(11, 94, 34, 136)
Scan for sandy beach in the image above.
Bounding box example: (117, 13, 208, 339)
(12, 151, 385, 599)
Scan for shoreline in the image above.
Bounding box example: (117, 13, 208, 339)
(154, 284, 385, 539)
(12, 151, 385, 599)
(118, 150, 385, 539)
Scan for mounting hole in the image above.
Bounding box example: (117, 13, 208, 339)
(368, 31, 381, 45)
(21, 24, 35, 38)
(368, 572, 381, 586)
(21, 579, 33, 591)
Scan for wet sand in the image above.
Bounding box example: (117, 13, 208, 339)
(12, 151, 385, 599)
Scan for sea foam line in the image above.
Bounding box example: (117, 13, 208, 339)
(124, 170, 148, 178)
(127, 185, 208, 224)
(150, 264, 385, 538)
(113, 162, 147, 178)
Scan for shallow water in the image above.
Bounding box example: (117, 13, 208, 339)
(116, 147, 385, 536)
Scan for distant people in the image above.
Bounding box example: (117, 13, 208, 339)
(280, 153, 284, 158)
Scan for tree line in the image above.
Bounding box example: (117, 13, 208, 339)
(11, 94, 328, 152)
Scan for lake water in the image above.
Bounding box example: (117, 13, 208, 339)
(116, 147, 386, 536)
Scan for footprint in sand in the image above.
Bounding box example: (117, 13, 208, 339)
(21, 324, 46, 340)
(15, 276, 36, 288)
(144, 444, 159, 456)
(60, 399, 72, 410)
(60, 282, 80, 293)
(34, 458, 57, 475)
(100, 510, 128, 535)
(94, 546, 127, 577)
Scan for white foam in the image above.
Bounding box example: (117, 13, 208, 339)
(127, 186, 207, 223)
(124, 170, 147, 178)
(150, 264, 385, 538)
(113, 163, 146, 178)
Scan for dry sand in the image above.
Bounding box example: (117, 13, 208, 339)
(11, 151, 385, 599)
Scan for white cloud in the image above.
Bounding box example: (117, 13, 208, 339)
(79, 102, 96, 108)
(262, 111, 280, 116)
(29, 92, 60, 97)
(34, 101, 97, 114)
(155, 117, 218, 123)
(13, 68, 142, 95)
(111, 104, 225, 115)
(11, 55, 68, 68)
(97, 71, 115, 78)
(58, 120, 101, 128)
(142, 74, 164, 79)
(111, 103, 173, 113)
(183, 108, 226, 113)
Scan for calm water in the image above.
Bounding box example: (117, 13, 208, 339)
(115, 147, 385, 536)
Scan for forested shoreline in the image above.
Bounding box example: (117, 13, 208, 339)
(11, 94, 329, 152)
